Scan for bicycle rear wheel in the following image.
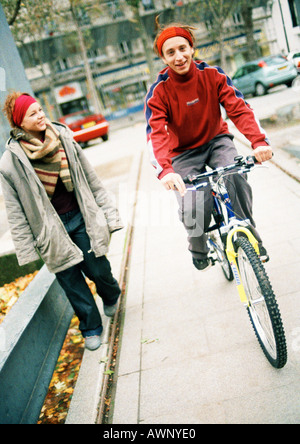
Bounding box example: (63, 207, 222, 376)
(235, 237, 287, 369)
(209, 232, 234, 281)
(209, 200, 234, 281)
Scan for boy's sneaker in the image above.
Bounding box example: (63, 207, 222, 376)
(193, 257, 212, 271)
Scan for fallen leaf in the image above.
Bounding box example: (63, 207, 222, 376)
(54, 382, 66, 392)
(70, 335, 82, 344)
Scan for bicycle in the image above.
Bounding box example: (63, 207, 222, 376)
(183, 155, 287, 369)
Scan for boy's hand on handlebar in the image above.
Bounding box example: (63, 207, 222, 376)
(254, 146, 273, 163)
(161, 173, 187, 196)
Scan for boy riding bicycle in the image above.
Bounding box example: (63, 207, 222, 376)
(145, 21, 272, 270)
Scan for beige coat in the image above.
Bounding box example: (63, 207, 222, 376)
(0, 122, 123, 273)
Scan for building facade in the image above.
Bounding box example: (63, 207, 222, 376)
(2, 0, 300, 124)
(271, 0, 300, 53)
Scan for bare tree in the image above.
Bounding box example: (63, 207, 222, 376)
(68, 0, 103, 113)
(176, 0, 273, 66)
(3, 0, 22, 25)
(196, 0, 239, 69)
(130, 1, 156, 83)
(2, 0, 61, 118)
(3, 0, 107, 114)
(238, 0, 273, 61)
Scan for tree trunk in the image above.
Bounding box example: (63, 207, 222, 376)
(70, 4, 103, 114)
(218, 28, 227, 70)
(240, 2, 259, 61)
(132, 5, 156, 85)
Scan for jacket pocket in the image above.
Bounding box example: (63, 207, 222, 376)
(95, 208, 110, 243)
(35, 222, 82, 269)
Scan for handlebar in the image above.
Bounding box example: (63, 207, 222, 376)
(183, 155, 259, 185)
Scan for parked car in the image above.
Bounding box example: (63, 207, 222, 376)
(287, 51, 300, 73)
(59, 110, 109, 147)
(231, 55, 298, 96)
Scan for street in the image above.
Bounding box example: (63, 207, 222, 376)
(245, 84, 300, 119)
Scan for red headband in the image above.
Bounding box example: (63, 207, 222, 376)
(12, 94, 37, 127)
(156, 27, 194, 56)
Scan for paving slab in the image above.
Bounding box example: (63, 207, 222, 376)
(112, 136, 300, 425)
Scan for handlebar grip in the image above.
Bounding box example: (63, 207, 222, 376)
(247, 152, 274, 165)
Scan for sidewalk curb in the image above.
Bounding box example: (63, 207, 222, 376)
(65, 148, 144, 424)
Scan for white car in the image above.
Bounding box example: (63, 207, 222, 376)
(287, 51, 300, 73)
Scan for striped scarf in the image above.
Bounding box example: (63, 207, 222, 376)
(12, 119, 74, 199)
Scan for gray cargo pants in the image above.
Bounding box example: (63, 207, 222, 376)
(172, 134, 262, 259)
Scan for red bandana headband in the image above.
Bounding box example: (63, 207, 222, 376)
(13, 94, 37, 127)
(156, 27, 194, 57)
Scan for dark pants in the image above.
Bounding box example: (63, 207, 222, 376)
(55, 209, 120, 337)
(172, 135, 262, 259)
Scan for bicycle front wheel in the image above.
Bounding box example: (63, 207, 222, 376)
(235, 237, 287, 369)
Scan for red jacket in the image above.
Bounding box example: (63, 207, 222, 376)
(145, 60, 269, 179)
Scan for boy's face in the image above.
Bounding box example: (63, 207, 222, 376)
(162, 36, 194, 76)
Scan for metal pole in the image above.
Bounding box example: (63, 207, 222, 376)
(278, 0, 290, 53)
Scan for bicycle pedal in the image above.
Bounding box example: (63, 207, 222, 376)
(260, 255, 270, 263)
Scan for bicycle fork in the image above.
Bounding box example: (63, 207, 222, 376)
(226, 227, 260, 306)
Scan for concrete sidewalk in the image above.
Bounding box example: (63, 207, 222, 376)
(112, 139, 300, 424)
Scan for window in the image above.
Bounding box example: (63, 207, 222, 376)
(288, 0, 300, 27)
(119, 41, 131, 55)
(247, 65, 261, 73)
(205, 19, 214, 31)
(55, 58, 70, 72)
(142, 0, 154, 10)
(232, 12, 243, 25)
(233, 68, 244, 79)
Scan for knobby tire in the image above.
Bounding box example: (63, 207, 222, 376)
(235, 237, 287, 369)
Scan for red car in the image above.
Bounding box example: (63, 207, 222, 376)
(59, 110, 109, 147)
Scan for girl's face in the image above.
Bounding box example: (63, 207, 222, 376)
(162, 36, 194, 75)
(21, 102, 46, 136)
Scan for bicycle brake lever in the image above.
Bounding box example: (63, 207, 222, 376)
(245, 155, 256, 165)
(183, 174, 194, 184)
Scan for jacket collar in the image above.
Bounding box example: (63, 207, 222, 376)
(168, 60, 196, 83)
(6, 137, 31, 166)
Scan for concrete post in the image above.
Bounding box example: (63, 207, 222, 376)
(0, 3, 34, 156)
